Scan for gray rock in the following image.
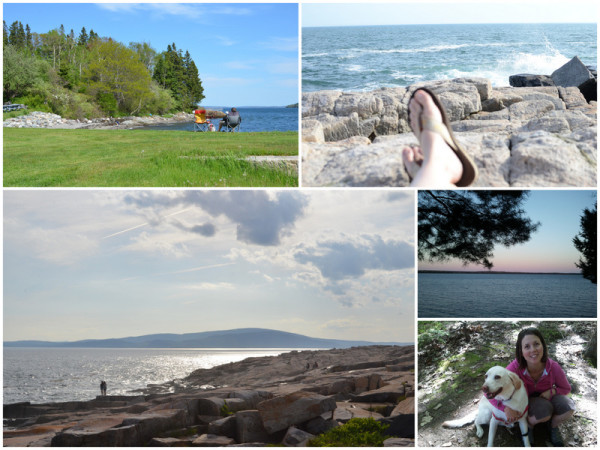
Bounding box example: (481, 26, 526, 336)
(509, 131, 596, 186)
(208, 415, 236, 439)
(302, 90, 342, 117)
(302, 119, 325, 144)
(305, 416, 340, 435)
(333, 403, 384, 423)
(383, 437, 415, 447)
(558, 86, 589, 108)
(234, 410, 270, 444)
(481, 90, 523, 112)
(257, 392, 337, 434)
(380, 414, 415, 439)
(551, 56, 594, 88)
(508, 100, 556, 121)
(149, 437, 191, 447)
(509, 74, 555, 87)
(578, 77, 597, 102)
(191, 434, 236, 447)
(281, 427, 314, 447)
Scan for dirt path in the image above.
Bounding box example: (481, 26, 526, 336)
(417, 322, 597, 447)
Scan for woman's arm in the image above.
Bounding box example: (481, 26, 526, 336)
(551, 360, 571, 396)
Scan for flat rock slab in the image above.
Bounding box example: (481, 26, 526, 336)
(257, 391, 337, 434)
(192, 434, 236, 446)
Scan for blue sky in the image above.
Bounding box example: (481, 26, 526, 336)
(2, 3, 298, 106)
(3, 190, 415, 343)
(419, 190, 597, 273)
(302, 1, 597, 27)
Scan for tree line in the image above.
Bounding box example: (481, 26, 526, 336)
(3, 20, 204, 118)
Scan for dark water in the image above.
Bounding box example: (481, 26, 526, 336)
(418, 273, 597, 318)
(303, 23, 597, 91)
(138, 107, 298, 132)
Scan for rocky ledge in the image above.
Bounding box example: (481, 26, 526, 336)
(302, 78, 597, 187)
(3, 345, 414, 447)
(3, 110, 226, 130)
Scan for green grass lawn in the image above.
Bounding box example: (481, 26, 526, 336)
(3, 128, 298, 187)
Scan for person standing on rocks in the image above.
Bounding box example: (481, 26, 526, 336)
(401, 88, 478, 188)
(100, 380, 107, 396)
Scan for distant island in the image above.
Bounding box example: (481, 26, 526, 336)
(286, 103, 299, 108)
(419, 270, 581, 275)
(4, 327, 408, 349)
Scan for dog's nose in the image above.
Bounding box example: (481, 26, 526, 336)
(482, 385, 488, 393)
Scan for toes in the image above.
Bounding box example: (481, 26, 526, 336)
(402, 145, 423, 179)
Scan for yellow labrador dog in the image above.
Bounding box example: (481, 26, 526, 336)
(442, 366, 531, 447)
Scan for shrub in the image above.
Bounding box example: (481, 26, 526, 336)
(307, 418, 389, 447)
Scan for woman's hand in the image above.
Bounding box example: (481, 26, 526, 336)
(540, 389, 553, 400)
(504, 406, 520, 423)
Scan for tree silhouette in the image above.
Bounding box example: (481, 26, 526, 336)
(573, 202, 597, 284)
(418, 190, 540, 269)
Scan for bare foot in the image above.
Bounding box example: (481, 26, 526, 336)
(401, 145, 423, 180)
(405, 89, 464, 187)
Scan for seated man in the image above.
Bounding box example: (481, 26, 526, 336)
(219, 107, 242, 131)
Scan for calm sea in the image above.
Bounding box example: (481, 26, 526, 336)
(302, 23, 597, 91)
(2, 348, 290, 405)
(418, 273, 597, 318)
(138, 107, 298, 132)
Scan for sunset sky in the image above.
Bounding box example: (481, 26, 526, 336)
(419, 190, 597, 273)
(4, 190, 415, 343)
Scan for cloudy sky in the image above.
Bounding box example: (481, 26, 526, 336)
(3, 190, 415, 343)
(2, 3, 298, 106)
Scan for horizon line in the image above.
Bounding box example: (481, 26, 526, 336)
(303, 21, 596, 28)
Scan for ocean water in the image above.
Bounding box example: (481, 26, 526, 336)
(138, 106, 298, 132)
(302, 23, 597, 91)
(2, 348, 290, 405)
(418, 273, 597, 318)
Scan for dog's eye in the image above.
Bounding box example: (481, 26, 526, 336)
(494, 375, 501, 379)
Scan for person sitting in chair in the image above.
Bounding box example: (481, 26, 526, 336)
(219, 107, 241, 131)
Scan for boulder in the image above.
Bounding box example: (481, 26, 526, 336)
(207, 415, 236, 439)
(558, 86, 589, 109)
(302, 119, 325, 144)
(227, 391, 273, 410)
(551, 56, 594, 88)
(391, 398, 415, 416)
(379, 414, 415, 439)
(191, 434, 236, 447)
(383, 437, 415, 447)
(578, 77, 597, 102)
(305, 416, 340, 435)
(509, 131, 596, 186)
(235, 410, 270, 443)
(333, 403, 384, 423)
(509, 74, 555, 87)
(148, 437, 191, 447)
(257, 392, 337, 434)
(508, 99, 556, 122)
(302, 90, 342, 117)
(281, 427, 314, 447)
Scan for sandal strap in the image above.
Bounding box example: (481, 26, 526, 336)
(419, 116, 455, 150)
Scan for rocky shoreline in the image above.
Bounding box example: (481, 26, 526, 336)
(2, 110, 226, 130)
(3, 345, 415, 447)
(302, 74, 597, 187)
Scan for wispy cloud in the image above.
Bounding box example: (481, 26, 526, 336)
(97, 3, 203, 19)
(260, 37, 298, 52)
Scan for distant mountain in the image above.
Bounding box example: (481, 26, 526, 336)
(4, 328, 408, 349)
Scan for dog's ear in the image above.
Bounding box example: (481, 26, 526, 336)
(507, 370, 522, 390)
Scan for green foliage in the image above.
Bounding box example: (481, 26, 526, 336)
(220, 402, 233, 417)
(573, 202, 597, 284)
(4, 20, 204, 117)
(418, 322, 449, 348)
(418, 190, 540, 269)
(308, 418, 390, 447)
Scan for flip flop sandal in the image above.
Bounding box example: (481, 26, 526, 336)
(408, 87, 478, 187)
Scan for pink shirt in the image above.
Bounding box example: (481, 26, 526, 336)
(488, 358, 570, 411)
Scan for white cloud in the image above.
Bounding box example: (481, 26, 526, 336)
(182, 282, 235, 291)
(260, 37, 298, 52)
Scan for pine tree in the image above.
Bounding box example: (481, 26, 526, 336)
(573, 202, 597, 284)
(3, 21, 8, 47)
(78, 27, 88, 46)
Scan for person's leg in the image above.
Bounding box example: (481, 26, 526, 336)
(401, 89, 464, 188)
(527, 396, 553, 426)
